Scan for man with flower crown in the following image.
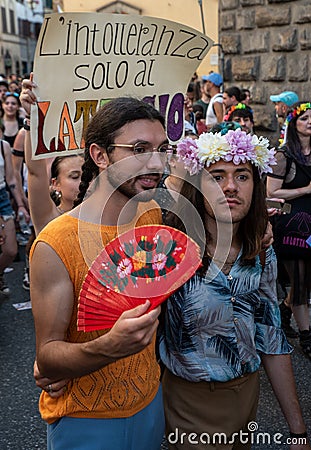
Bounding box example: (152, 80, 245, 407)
(224, 103, 254, 135)
(159, 128, 310, 450)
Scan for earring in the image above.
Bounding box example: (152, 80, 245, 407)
(55, 191, 62, 199)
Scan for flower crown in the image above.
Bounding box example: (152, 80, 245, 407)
(284, 102, 311, 128)
(223, 103, 247, 121)
(176, 128, 276, 176)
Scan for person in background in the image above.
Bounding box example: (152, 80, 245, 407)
(266, 102, 311, 357)
(270, 91, 299, 145)
(193, 76, 210, 120)
(8, 80, 21, 95)
(0, 80, 9, 104)
(11, 129, 28, 213)
(1, 92, 24, 149)
(0, 134, 28, 294)
(193, 104, 208, 135)
(18, 78, 84, 295)
(11, 127, 32, 286)
(160, 128, 310, 450)
(184, 85, 198, 135)
(8, 73, 18, 83)
(225, 103, 255, 134)
(241, 88, 252, 107)
(20, 77, 84, 236)
(204, 72, 224, 129)
(191, 72, 199, 83)
(222, 86, 242, 119)
(185, 82, 196, 104)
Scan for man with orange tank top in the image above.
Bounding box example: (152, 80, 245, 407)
(29, 96, 172, 450)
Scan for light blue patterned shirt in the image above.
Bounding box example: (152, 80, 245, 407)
(159, 246, 292, 382)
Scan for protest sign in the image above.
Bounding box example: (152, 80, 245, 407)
(31, 12, 213, 159)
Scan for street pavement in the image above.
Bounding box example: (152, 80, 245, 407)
(0, 245, 310, 450)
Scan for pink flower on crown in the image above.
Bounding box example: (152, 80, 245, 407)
(224, 129, 256, 165)
(176, 137, 204, 176)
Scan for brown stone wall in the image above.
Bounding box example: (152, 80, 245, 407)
(219, 0, 311, 144)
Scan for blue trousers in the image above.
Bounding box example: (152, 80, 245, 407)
(47, 385, 164, 450)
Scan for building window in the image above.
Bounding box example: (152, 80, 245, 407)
(1, 7, 8, 34)
(18, 18, 31, 38)
(45, 0, 53, 9)
(34, 22, 41, 39)
(9, 10, 16, 35)
(18, 18, 22, 36)
(25, 20, 31, 37)
(22, 61, 28, 76)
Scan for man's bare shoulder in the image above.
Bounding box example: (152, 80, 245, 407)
(38, 214, 77, 237)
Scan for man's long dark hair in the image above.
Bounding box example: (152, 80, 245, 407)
(74, 97, 165, 206)
(166, 165, 268, 270)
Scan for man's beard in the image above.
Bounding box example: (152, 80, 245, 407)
(107, 167, 159, 203)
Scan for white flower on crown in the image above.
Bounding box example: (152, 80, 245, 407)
(196, 132, 230, 167)
(251, 135, 277, 174)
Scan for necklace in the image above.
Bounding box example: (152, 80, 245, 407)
(56, 205, 66, 215)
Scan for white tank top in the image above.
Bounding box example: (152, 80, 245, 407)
(205, 93, 223, 125)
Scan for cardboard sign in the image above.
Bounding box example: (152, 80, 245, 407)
(31, 12, 213, 159)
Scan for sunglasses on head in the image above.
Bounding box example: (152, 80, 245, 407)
(5, 92, 19, 98)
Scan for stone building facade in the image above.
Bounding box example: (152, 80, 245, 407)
(219, 0, 311, 143)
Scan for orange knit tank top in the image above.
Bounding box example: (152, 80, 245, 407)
(31, 201, 162, 423)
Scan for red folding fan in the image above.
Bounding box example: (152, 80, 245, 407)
(77, 225, 201, 331)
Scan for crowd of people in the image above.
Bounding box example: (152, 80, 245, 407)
(0, 73, 84, 293)
(0, 70, 310, 449)
(0, 73, 30, 293)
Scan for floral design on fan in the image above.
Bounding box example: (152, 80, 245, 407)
(152, 253, 168, 271)
(117, 258, 133, 278)
(98, 232, 183, 292)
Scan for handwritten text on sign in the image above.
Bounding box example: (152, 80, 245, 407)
(31, 13, 213, 158)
